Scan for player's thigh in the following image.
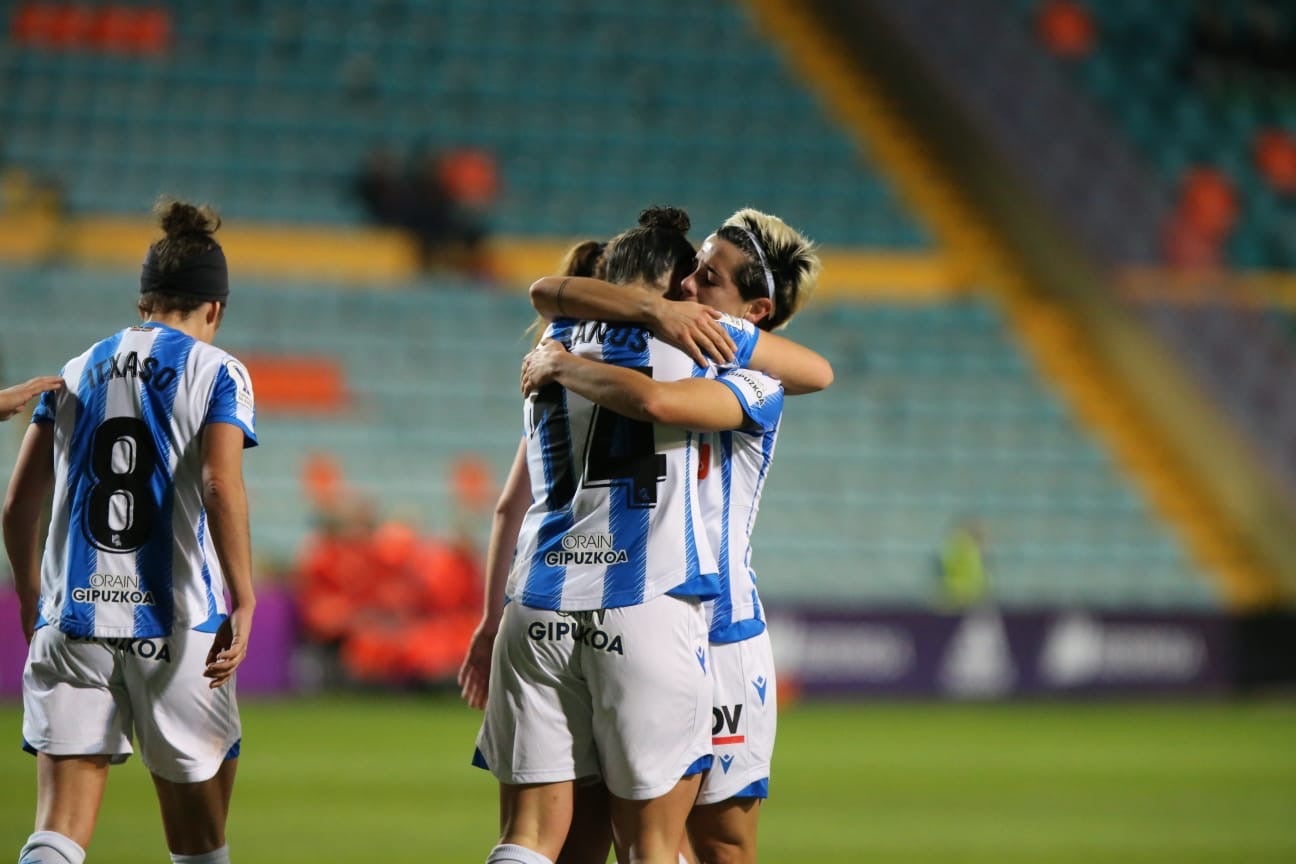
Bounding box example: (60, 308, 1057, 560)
(123, 628, 241, 784)
(557, 778, 614, 864)
(498, 779, 576, 862)
(22, 627, 133, 762)
(696, 632, 777, 807)
(477, 603, 597, 786)
(151, 757, 238, 856)
(687, 797, 761, 864)
(609, 773, 702, 864)
(583, 594, 712, 801)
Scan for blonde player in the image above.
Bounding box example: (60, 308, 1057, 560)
(522, 208, 823, 864)
(3, 200, 256, 864)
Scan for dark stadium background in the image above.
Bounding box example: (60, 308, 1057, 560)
(1, 1, 1293, 861)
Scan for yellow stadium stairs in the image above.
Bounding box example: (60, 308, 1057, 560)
(746, 0, 1284, 607)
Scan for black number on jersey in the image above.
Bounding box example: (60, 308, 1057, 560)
(86, 417, 159, 552)
(583, 367, 667, 508)
(530, 382, 578, 510)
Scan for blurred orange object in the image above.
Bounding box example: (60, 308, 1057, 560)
(451, 453, 494, 514)
(1037, 0, 1095, 58)
(301, 451, 344, 511)
(1255, 129, 1296, 196)
(438, 148, 500, 208)
(1178, 166, 1239, 240)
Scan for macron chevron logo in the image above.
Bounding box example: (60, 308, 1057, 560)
(752, 675, 768, 705)
(719, 754, 735, 774)
(696, 647, 707, 673)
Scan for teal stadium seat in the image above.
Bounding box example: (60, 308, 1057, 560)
(0, 0, 930, 248)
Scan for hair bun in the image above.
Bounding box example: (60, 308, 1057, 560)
(155, 198, 221, 240)
(638, 205, 690, 235)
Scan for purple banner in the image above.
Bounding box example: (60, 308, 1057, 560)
(0, 588, 298, 698)
(766, 606, 1234, 697)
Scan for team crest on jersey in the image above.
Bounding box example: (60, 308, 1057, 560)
(223, 359, 255, 410)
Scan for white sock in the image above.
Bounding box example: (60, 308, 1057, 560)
(18, 832, 85, 864)
(485, 844, 554, 864)
(170, 846, 230, 864)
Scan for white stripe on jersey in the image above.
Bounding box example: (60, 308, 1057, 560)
(508, 317, 760, 612)
(700, 367, 784, 643)
(32, 323, 257, 639)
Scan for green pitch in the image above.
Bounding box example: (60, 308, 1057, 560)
(1, 696, 1293, 863)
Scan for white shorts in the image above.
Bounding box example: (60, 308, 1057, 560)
(696, 629, 777, 806)
(476, 592, 712, 801)
(22, 624, 242, 783)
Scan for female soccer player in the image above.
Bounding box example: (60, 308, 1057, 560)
(3, 200, 257, 864)
(522, 208, 823, 864)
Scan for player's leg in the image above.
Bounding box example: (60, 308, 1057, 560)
(477, 604, 596, 863)
(583, 595, 713, 864)
(556, 778, 613, 864)
(686, 633, 777, 864)
(609, 773, 702, 864)
(125, 628, 241, 861)
(151, 758, 237, 859)
(20, 629, 132, 863)
(686, 798, 760, 864)
(18, 754, 109, 863)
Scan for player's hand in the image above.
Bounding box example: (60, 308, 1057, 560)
(457, 621, 498, 710)
(649, 299, 734, 367)
(0, 375, 64, 421)
(204, 605, 254, 689)
(520, 340, 570, 396)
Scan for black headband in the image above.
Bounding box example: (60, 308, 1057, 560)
(140, 244, 229, 302)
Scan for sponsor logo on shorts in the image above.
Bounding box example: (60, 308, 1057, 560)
(752, 674, 768, 705)
(544, 533, 629, 567)
(528, 615, 624, 655)
(68, 634, 172, 662)
(696, 646, 707, 673)
(719, 753, 736, 773)
(712, 703, 745, 745)
(71, 574, 156, 606)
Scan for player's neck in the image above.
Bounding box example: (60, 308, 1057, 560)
(143, 312, 212, 343)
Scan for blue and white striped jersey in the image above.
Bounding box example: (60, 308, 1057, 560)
(509, 315, 760, 611)
(31, 322, 257, 639)
(699, 367, 784, 644)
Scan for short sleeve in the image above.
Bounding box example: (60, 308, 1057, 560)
(716, 368, 784, 433)
(715, 314, 760, 368)
(30, 385, 60, 425)
(207, 357, 258, 448)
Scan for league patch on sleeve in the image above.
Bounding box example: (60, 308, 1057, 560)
(223, 358, 255, 411)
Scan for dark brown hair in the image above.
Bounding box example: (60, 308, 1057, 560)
(601, 206, 694, 291)
(138, 198, 223, 317)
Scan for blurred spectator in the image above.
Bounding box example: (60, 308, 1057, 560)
(294, 459, 485, 688)
(937, 518, 989, 610)
(1183, 0, 1296, 93)
(353, 145, 498, 277)
(1036, 0, 1095, 60)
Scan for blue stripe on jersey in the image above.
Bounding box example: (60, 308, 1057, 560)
(133, 328, 192, 636)
(191, 510, 225, 632)
(600, 326, 652, 608)
(667, 430, 720, 600)
(710, 432, 736, 632)
(62, 331, 123, 636)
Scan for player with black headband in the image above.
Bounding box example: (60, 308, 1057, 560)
(3, 199, 257, 864)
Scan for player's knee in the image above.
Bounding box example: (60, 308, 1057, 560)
(18, 831, 85, 864)
(691, 837, 754, 864)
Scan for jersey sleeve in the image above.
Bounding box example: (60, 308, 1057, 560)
(30, 382, 60, 425)
(206, 357, 258, 448)
(714, 314, 760, 368)
(716, 367, 784, 433)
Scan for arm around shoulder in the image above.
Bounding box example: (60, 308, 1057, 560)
(749, 330, 834, 395)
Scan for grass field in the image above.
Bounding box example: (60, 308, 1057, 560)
(1, 695, 1293, 863)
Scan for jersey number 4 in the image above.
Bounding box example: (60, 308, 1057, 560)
(86, 417, 159, 553)
(584, 404, 667, 508)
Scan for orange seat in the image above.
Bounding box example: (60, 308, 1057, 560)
(241, 355, 348, 413)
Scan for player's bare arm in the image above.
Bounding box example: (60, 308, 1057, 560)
(749, 330, 834, 395)
(529, 275, 736, 366)
(458, 437, 531, 711)
(200, 422, 256, 689)
(522, 341, 749, 433)
(0, 375, 64, 421)
(2, 423, 56, 643)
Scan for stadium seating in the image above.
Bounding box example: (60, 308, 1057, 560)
(0, 264, 1216, 609)
(1010, 0, 1296, 270)
(0, 0, 929, 248)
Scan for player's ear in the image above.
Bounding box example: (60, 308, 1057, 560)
(745, 297, 773, 326)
